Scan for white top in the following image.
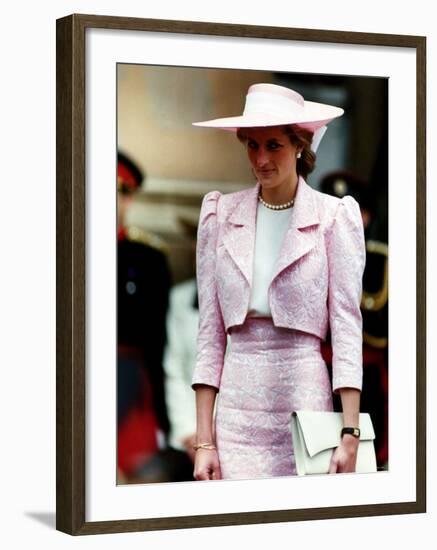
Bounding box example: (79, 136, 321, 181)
(248, 201, 293, 317)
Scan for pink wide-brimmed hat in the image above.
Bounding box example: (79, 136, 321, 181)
(193, 83, 343, 131)
(193, 83, 344, 151)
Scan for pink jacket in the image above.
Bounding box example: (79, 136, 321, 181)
(192, 176, 366, 393)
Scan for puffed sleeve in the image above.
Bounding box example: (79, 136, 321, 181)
(326, 195, 366, 393)
(191, 191, 227, 391)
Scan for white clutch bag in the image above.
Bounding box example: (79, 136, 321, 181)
(290, 411, 377, 475)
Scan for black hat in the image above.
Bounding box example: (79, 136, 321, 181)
(320, 170, 374, 213)
(117, 152, 144, 192)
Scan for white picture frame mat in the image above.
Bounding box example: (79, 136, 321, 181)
(86, 27, 417, 522)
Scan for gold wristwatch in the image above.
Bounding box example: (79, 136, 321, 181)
(341, 427, 360, 438)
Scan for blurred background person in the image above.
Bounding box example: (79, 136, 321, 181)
(320, 170, 388, 468)
(162, 218, 199, 465)
(117, 151, 172, 481)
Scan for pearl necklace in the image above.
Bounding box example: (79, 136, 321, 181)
(258, 194, 294, 210)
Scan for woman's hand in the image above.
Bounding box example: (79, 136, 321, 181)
(193, 449, 222, 481)
(332, 387, 361, 473)
(329, 434, 359, 474)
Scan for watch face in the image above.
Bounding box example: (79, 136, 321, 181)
(342, 427, 360, 438)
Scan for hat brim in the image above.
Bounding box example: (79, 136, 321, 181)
(193, 101, 343, 132)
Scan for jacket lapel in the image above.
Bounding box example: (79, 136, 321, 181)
(270, 177, 320, 283)
(222, 177, 320, 288)
(222, 182, 260, 285)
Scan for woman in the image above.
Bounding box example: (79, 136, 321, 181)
(191, 83, 366, 481)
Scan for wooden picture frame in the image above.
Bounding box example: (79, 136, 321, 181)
(56, 13, 426, 535)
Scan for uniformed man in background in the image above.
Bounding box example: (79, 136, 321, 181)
(320, 170, 388, 469)
(117, 151, 172, 481)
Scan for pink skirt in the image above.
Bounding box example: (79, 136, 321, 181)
(215, 318, 333, 480)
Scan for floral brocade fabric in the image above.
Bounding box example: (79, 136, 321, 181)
(192, 177, 366, 480)
(217, 319, 333, 480)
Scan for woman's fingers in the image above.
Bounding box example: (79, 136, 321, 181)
(329, 449, 338, 473)
(194, 451, 221, 480)
(212, 462, 222, 480)
(194, 468, 212, 480)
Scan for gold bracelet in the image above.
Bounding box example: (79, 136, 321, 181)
(193, 442, 217, 451)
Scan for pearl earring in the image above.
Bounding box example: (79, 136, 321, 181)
(297, 152, 302, 159)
